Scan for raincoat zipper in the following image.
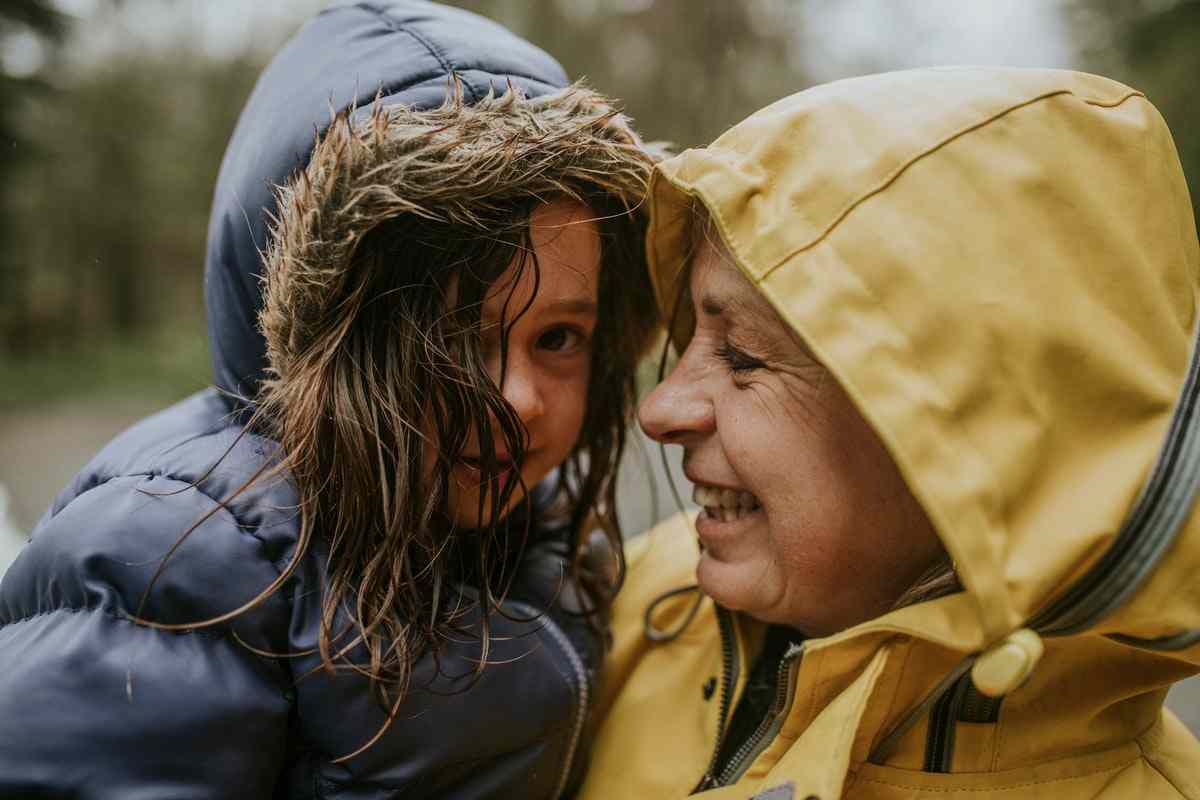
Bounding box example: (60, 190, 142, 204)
(924, 675, 958, 773)
(1031, 318, 1200, 638)
(714, 642, 804, 786)
(693, 606, 740, 793)
(506, 600, 589, 800)
(886, 324, 1200, 773)
(925, 670, 1003, 771)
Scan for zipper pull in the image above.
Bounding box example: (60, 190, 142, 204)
(971, 628, 1043, 697)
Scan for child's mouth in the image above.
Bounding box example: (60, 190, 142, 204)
(458, 456, 516, 476)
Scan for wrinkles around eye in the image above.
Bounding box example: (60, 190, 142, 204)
(734, 356, 829, 421)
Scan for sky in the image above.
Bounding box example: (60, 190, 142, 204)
(786, 1, 1076, 80)
(7, 1, 1078, 80)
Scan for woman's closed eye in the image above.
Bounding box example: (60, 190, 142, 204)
(716, 341, 765, 373)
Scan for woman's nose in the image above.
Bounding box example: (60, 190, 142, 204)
(638, 360, 713, 444)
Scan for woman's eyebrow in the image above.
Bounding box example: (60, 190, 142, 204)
(700, 292, 771, 328)
(700, 289, 813, 358)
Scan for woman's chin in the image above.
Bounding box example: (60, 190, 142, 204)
(696, 553, 808, 628)
(695, 551, 759, 615)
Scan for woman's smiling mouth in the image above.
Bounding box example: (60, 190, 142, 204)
(693, 484, 761, 523)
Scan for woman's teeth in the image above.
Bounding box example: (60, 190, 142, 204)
(693, 485, 760, 522)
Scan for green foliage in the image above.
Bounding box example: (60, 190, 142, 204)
(1, 49, 260, 362)
(0, 0, 68, 38)
(0, 0, 69, 361)
(2, 1, 1199, 412)
(1066, 0, 1200, 228)
(444, 0, 806, 148)
(0, 324, 210, 411)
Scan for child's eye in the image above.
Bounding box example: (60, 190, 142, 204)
(716, 341, 764, 373)
(538, 325, 587, 354)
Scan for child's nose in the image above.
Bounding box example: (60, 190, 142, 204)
(638, 363, 713, 444)
(501, 358, 545, 425)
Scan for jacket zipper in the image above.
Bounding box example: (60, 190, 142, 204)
(924, 672, 965, 772)
(506, 600, 589, 800)
(924, 672, 1002, 772)
(923, 325, 1200, 774)
(959, 682, 1002, 723)
(692, 606, 740, 793)
(1029, 318, 1200, 639)
(714, 642, 804, 786)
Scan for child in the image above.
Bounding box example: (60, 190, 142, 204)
(0, 3, 657, 797)
(580, 66, 1200, 799)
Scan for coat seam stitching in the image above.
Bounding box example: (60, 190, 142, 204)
(855, 753, 1138, 792)
(2, 604, 239, 636)
(352, 3, 561, 101)
(756, 88, 1144, 281)
(355, 2, 480, 102)
(1136, 728, 1189, 798)
(873, 637, 914, 764)
(43, 471, 295, 578)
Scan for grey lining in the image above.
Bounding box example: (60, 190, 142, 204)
(870, 320, 1200, 766)
(1029, 319, 1200, 639)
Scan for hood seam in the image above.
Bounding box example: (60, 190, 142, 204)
(357, 3, 477, 101)
(352, 4, 568, 103)
(756, 88, 1144, 282)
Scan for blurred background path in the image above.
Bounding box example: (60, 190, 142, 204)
(2, 0, 1198, 732)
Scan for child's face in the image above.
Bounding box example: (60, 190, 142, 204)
(446, 198, 601, 528)
(638, 240, 943, 636)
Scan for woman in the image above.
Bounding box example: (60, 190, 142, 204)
(0, 3, 657, 798)
(579, 67, 1200, 798)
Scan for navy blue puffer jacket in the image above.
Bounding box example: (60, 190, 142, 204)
(0, 4, 602, 797)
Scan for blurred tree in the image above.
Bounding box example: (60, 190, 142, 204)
(18, 1, 1197, 406)
(1064, 0, 1200, 228)
(14, 50, 261, 348)
(445, 0, 811, 148)
(0, 0, 68, 355)
(0, 0, 818, 380)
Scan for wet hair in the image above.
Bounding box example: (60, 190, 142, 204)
(136, 84, 659, 757)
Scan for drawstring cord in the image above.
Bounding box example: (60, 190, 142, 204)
(644, 583, 704, 642)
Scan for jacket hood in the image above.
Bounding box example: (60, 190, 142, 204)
(647, 67, 1200, 663)
(204, 0, 568, 402)
(259, 83, 653, 388)
(588, 67, 1200, 797)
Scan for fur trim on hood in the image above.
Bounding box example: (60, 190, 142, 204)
(258, 82, 657, 386)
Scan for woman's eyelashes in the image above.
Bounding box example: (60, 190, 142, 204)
(715, 340, 765, 374)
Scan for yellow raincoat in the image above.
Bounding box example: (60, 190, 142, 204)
(580, 67, 1200, 799)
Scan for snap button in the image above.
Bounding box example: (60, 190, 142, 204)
(702, 676, 717, 700)
(971, 628, 1043, 697)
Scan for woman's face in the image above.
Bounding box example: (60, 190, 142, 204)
(638, 240, 943, 636)
(445, 199, 601, 527)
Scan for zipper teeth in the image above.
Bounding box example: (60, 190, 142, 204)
(959, 683, 1001, 723)
(715, 643, 803, 786)
(924, 673, 968, 773)
(924, 687, 950, 772)
(505, 600, 589, 800)
(695, 607, 737, 792)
